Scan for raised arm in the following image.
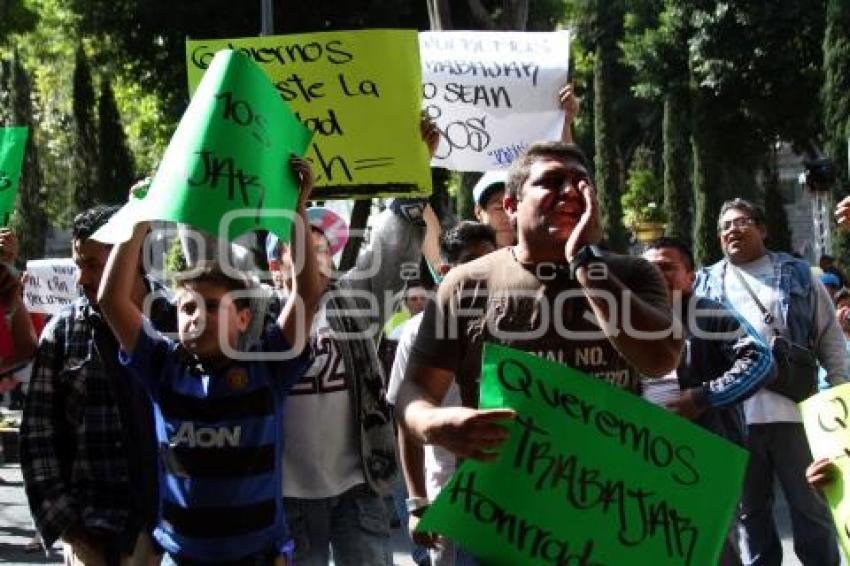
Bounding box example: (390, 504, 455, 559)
(0, 265, 36, 370)
(559, 83, 579, 145)
(278, 156, 322, 353)
(98, 223, 148, 353)
(566, 181, 683, 376)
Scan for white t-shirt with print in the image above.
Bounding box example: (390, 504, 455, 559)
(282, 299, 364, 498)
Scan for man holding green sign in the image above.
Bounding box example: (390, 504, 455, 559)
(395, 141, 685, 560)
(415, 344, 748, 565)
(396, 140, 681, 455)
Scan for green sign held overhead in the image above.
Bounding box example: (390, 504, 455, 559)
(0, 127, 28, 226)
(95, 49, 312, 244)
(186, 30, 431, 200)
(418, 344, 748, 566)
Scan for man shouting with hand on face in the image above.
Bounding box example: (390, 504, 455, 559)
(395, 141, 682, 465)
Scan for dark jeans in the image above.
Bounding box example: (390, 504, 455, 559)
(737, 422, 840, 566)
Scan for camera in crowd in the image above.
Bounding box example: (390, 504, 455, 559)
(801, 157, 836, 192)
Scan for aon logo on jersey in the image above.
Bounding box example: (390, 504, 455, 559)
(170, 422, 242, 448)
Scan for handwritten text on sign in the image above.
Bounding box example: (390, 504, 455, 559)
(418, 345, 748, 565)
(420, 31, 570, 172)
(92, 50, 312, 245)
(186, 30, 431, 200)
(24, 259, 79, 315)
(801, 384, 850, 559)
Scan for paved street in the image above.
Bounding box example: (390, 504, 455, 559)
(0, 459, 836, 565)
(0, 463, 416, 565)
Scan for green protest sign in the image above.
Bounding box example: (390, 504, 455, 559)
(418, 344, 748, 565)
(186, 30, 431, 200)
(0, 126, 28, 226)
(94, 49, 312, 244)
(801, 384, 850, 559)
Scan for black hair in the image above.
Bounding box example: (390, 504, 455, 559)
(439, 221, 497, 265)
(646, 236, 695, 272)
(173, 260, 252, 312)
(72, 205, 122, 242)
(505, 141, 592, 199)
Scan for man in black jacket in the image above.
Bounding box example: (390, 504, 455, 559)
(643, 237, 774, 444)
(643, 237, 775, 565)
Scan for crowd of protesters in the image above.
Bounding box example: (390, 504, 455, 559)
(2, 82, 850, 566)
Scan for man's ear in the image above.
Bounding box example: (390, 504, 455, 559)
(237, 306, 252, 333)
(473, 204, 484, 221)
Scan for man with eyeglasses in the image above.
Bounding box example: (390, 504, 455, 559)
(396, 140, 681, 465)
(694, 198, 847, 566)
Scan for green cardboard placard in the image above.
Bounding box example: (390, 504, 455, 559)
(418, 344, 748, 565)
(0, 126, 28, 226)
(186, 30, 431, 200)
(94, 49, 312, 244)
(800, 384, 850, 559)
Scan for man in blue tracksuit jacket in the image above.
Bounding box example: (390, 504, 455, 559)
(644, 237, 775, 565)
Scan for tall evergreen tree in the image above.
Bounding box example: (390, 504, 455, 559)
(690, 85, 723, 265)
(823, 0, 850, 268)
(663, 85, 691, 245)
(72, 46, 98, 210)
(96, 77, 134, 204)
(592, 0, 629, 252)
(7, 53, 47, 263)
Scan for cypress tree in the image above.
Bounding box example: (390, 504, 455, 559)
(823, 0, 850, 268)
(8, 53, 47, 262)
(593, 0, 629, 252)
(663, 84, 691, 247)
(96, 77, 134, 204)
(72, 46, 98, 210)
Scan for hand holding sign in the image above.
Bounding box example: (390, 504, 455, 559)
(418, 344, 748, 565)
(801, 384, 850, 558)
(426, 406, 516, 461)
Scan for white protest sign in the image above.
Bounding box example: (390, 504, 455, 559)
(24, 259, 79, 315)
(420, 30, 571, 172)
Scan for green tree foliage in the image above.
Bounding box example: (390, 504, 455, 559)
(823, 0, 850, 269)
(662, 86, 692, 245)
(620, 0, 826, 263)
(0, 0, 36, 43)
(7, 54, 47, 263)
(621, 0, 691, 246)
(72, 45, 98, 210)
